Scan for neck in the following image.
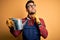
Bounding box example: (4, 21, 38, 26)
(28, 14, 35, 19)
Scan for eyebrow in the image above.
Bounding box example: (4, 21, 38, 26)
(27, 4, 36, 6)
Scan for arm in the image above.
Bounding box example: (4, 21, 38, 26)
(9, 27, 22, 37)
(39, 18, 48, 39)
(6, 18, 22, 37)
(33, 14, 48, 39)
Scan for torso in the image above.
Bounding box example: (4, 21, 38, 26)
(22, 18, 41, 40)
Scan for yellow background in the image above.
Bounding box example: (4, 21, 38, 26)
(0, 0, 60, 40)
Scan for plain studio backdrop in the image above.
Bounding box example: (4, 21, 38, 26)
(0, 0, 60, 40)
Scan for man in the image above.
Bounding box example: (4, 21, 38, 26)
(6, 0, 48, 40)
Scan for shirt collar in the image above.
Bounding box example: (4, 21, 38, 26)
(26, 15, 36, 21)
(26, 17, 31, 20)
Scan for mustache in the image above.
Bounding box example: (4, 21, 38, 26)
(29, 12, 35, 15)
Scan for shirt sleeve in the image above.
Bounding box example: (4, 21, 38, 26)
(6, 18, 23, 37)
(9, 18, 26, 37)
(39, 18, 48, 39)
(10, 27, 22, 37)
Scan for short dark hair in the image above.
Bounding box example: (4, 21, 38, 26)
(25, 0, 34, 9)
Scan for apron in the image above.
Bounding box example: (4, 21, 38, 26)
(22, 19, 41, 40)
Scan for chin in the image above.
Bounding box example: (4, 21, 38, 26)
(29, 12, 35, 15)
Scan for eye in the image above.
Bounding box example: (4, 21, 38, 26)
(27, 4, 36, 8)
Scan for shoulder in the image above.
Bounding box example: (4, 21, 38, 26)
(39, 18, 44, 22)
(39, 18, 46, 27)
(22, 17, 27, 23)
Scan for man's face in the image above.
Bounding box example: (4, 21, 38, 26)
(27, 3, 36, 15)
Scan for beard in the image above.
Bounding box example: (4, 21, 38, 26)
(29, 12, 36, 15)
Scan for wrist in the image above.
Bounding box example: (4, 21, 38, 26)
(37, 22, 41, 27)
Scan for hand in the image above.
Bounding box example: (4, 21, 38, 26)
(6, 18, 14, 28)
(32, 14, 40, 24)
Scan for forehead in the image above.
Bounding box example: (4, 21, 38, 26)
(27, 3, 34, 6)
